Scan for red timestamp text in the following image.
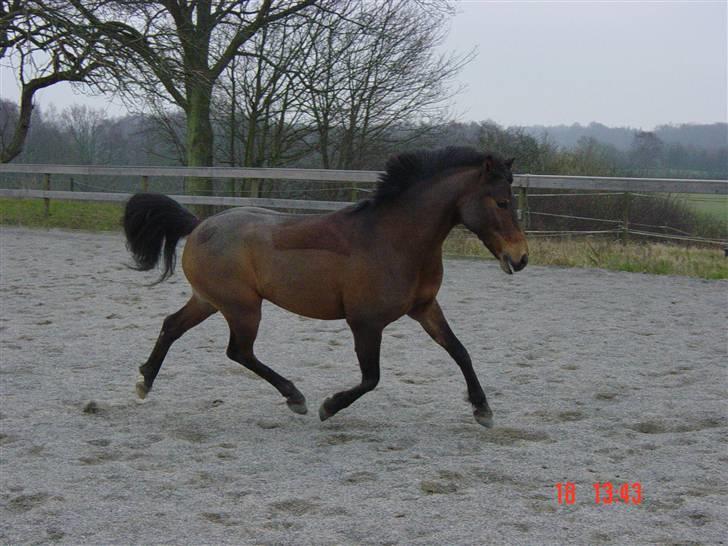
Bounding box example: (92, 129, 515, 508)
(555, 482, 642, 505)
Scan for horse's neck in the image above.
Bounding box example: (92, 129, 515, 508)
(376, 169, 472, 254)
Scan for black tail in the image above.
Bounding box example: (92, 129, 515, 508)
(123, 193, 199, 283)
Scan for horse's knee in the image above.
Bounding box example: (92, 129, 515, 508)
(161, 315, 184, 341)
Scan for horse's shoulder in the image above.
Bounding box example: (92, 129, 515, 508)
(272, 213, 352, 256)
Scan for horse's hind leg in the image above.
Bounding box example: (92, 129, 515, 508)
(136, 295, 217, 399)
(223, 302, 308, 415)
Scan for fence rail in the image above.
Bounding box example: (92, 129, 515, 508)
(1, 163, 726, 246)
(1, 163, 726, 194)
(0, 189, 346, 212)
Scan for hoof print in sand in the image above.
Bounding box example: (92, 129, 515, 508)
(481, 427, 551, 446)
(343, 471, 377, 484)
(46, 527, 66, 542)
(78, 451, 118, 465)
(557, 410, 586, 422)
(420, 470, 463, 495)
(629, 417, 724, 434)
(200, 512, 238, 526)
(269, 498, 318, 516)
(82, 401, 101, 414)
(420, 480, 457, 494)
(8, 493, 50, 513)
(317, 433, 363, 446)
(256, 420, 282, 430)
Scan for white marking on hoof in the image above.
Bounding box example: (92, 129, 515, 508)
(473, 407, 494, 428)
(136, 375, 150, 400)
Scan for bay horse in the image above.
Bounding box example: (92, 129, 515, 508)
(123, 147, 528, 427)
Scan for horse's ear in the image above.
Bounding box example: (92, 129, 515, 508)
(505, 157, 515, 169)
(484, 155, 495, 172)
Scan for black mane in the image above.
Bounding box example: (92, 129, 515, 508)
(373, 146, 489, 205)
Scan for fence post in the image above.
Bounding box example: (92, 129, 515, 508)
(70, 177, 75, 192)
(518, 186, 530, 230)
(141, 175, 149, 192)
(350, 183, 358, 203)
(621, 192, 632, 244)
(250, 179, 260, 198)
(43, 173, 51, 218)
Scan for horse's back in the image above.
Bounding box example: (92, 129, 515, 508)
(181, 207, 352, 319)
(180, 208, 287, 305)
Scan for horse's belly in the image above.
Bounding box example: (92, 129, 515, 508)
(259, 252, 346, 320)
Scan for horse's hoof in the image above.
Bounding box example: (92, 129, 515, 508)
(473, 407, 494, 428)
(135, 375, 150, 400)
(318, 400, 334, 422)
(286, 397, 308, 415)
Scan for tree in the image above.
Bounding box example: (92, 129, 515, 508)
(0, 0, 105, 162)
(61, 105, 110, 165)
(212, 18, 315, 166)
(297, 0, 470, 169)
(630, 131, 664, 174)
(66, 0, 318, 210)
(476, 122, 542, 173)
(211, 20, 317, 196)
(571, 136, 620, 176)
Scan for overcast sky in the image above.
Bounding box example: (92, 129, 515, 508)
(1, 0, 726, 129)
(443, 0, 727, 128)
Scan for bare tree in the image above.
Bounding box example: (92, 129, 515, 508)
(64, 0, 319, 209)
(60, 105, 109, 165)
(0, 0, 105, 162)
(214, 21, 311, 195)
(212, 17, 317, 196)
(297, 0, 471, 169)
(142, 97, 188, 166)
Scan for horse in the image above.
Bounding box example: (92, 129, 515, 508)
(123, 147, 528, 427)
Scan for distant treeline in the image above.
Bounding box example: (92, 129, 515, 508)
(522, 122, 727, 152)
(1, 100, 726, 183)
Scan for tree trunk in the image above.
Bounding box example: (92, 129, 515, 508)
(1, 84, 36, 163)
(186, 83, 215, 217)
(228, 66, 238, 195)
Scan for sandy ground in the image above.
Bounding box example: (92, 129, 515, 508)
(0, 226, 726, 545)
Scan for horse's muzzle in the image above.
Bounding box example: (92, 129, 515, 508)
(499, 254, 528, 275)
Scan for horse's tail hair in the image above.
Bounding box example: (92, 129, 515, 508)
(123, 193, 200, 283)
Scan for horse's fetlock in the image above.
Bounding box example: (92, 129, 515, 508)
(279, 380, 297, 397)
(469, 391, 487, 408)
(226, 345, 240, 361)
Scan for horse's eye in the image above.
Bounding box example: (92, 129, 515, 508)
(496, 201, 509, 210)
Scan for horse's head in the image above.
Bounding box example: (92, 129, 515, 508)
(457, 154, 529, 274)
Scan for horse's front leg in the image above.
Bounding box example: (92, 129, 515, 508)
(409, 299, 493, 427)
(319, 324, 382, 421)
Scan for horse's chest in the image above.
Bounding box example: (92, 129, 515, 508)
(412, 260, 443, 303)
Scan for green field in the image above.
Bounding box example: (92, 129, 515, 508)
(0, 198, 124, 231)
(1, 197, 727, 279)
(675, 193, 727, 220)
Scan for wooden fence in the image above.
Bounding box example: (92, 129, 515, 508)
(1, 163, 726, 243)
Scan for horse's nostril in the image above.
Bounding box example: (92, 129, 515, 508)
(512, 255, 528, 272)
